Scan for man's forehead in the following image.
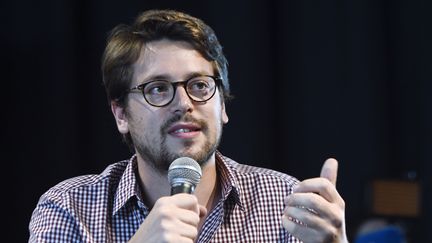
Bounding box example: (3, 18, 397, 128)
(131, 40, 214, 84)
(139, 39, 196, 60)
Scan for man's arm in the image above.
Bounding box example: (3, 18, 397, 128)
(29, 197, 82, 242)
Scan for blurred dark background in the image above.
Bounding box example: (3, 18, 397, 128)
(2, 0, 431, 242)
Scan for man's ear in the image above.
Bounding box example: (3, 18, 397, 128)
(111, 101, 129, 134)
(221, 101, 229, 124)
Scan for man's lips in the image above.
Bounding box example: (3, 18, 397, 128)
(167, 123, 202, 138)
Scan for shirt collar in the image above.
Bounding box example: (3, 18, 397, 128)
(113, 154, 140, 215)
(113, 152, 245, 215)
(215, 151, 244, 211)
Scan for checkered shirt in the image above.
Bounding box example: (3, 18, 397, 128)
(29, 152, 301, 242)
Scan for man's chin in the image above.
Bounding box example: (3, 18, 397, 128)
(167, 141, 200, 156)
(164, 138, 218, 166)
(168, 149, 212, 165)
(173, 149, 201, 160)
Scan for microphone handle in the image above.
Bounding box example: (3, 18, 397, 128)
(171, 182, 196, 195)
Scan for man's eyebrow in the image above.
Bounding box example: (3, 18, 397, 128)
(183, 72, 212, 80)
(140, 74, 171, 83)
(141, 72, 213, 83)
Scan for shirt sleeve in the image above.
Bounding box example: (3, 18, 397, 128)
(29, 195, 83, 243)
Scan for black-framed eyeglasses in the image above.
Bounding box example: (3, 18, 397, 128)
(122, 75, 221, 107)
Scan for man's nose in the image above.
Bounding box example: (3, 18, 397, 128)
(169, 86, 193, 113)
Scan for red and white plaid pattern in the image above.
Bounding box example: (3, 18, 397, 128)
(29, 152, 301, 242)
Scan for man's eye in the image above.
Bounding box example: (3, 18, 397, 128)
(189, 80, 209, 91)
(146, 82, 170, 95)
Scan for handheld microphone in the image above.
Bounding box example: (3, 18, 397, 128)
(168, 157, 202, 195)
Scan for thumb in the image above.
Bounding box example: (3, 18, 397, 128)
(199, 205, 208, 218)
(320, 158, 339, 186)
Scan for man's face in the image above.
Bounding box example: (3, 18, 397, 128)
(112, 39, 229, 172)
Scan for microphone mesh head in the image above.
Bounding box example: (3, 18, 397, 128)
(168, 157, 202, 187)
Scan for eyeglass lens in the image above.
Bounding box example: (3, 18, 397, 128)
(143, 76, 217, 106)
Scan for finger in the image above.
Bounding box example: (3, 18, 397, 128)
(282, 214, 338, 243)
(177, 222, 199, 240)
(284, 205, 329, 229)
(175, 208, 201, 227)
(163, 218, 199, 241)
(293, 178, 340, 203)
(175, 237, 195, 243)
(199, 205, 208, 218)
(285, 193, 344, 227)
(155, 195, 201, 226)
(282, 214, 322, 243)
(171, 194, 200, 213)
(320, 158, 338, 185)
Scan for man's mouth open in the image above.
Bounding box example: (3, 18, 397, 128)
(168, 123, 201, 139)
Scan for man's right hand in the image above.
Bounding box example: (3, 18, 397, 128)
(128, 193, 207, 243)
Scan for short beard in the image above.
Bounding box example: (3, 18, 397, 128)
(132, 113, 222, 174)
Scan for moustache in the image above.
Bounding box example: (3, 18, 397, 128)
(160, 114, 208, 134)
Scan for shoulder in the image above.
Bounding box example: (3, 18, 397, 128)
(219, 154, 299, 188)
(39, 159, 129, 204)
(29, 158, 133, 241)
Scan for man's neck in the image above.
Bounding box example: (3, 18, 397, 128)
(136, 153, 220, 212)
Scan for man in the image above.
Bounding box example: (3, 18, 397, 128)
(29, 9, 347, 242)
